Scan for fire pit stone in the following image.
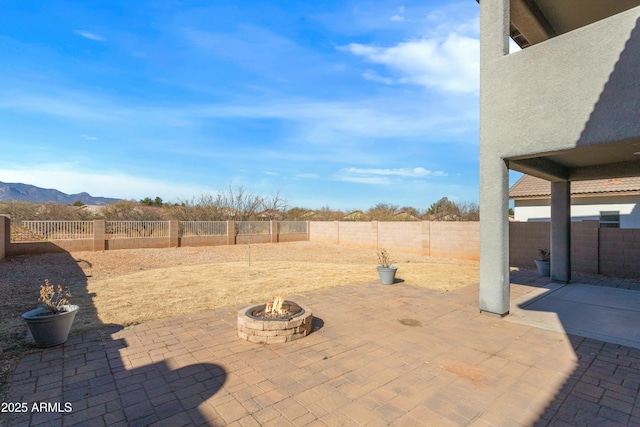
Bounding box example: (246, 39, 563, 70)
(237, 300, 313, 344)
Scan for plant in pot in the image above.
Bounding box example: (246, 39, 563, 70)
(534, 249, 551, 277)
(376, 248, 398, 285)
(21, 279, 79, 347)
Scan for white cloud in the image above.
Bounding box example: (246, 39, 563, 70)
(390, 6, 405, 22)
(80, 134, 97, 141)
(73, 30, 107, 42)
(196, 97, 476, 142)
(0, 78, 478, 159)
(344, 167, 447, 178)
(345, 32, 479, 93)
(335, 167, 448, 185)
(339, 175, 391, 185)
(0, 165, 198, 201)
(0, 91, 126, 122)
(295, 173, 320, 179)
(362, 70, 394, 85)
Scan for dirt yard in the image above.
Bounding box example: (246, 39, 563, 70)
(0, 241, 479, 402)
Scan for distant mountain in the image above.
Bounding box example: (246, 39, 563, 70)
(0, 181, 120, 205)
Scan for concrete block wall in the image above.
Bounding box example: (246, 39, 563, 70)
(8, 240, 94, 256)
(336, 221, 379, 249)
(106, 237, 171, 250)
(309, 221, 479, 261)
(509, 222, 550, 267)
(599, 228, 640, 277)
(430, 222, 480, 261)
(377, 222, 424, 255)
(308, 222, 339, 244)
(1, 218, 309, 256)
(571, 221, 599, 275)
(277, 233, 309, 243)
(179, 236, 227, 247)
(510, 221, 640, 278)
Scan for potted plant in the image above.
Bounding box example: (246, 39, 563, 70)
(376, 248, 398, 285)
(22, 279, 79, 347)
(534, 249, 551, 277)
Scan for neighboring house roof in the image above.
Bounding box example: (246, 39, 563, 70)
(392, 210, 421, 221)
(509, 175, 640, 200)
(342, 210, 369, 221)
(256, 209, 285, 220)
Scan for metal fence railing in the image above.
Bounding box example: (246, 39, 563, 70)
(9, 220, 308, 242)
(106, 221, 169, 239)
(237, 221, 270, 235)
(12, 221, 94, 241)
(278, 221, 307, 234)
(179, 221, 227, 237)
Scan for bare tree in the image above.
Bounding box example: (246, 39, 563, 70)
(367, 203, 399, 221)
(258, 190, 288, 220)
(99, 200, 164, 221)
(167, 185, 287, 221)
(458, 201, 480, 221)
(36, 203, 98, 220)
(312, 206, 345, 221)
(285, 207, 313, 220)
(167, 193, 225, 221)
(220, 185, 263, 221)
(0, 201, 40, 221)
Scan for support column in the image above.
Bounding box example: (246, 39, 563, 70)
(550, 181, 571, 283)
(270, 220, 278, 243)
(226, 221, 236, 246)
(480, 0, 510, 61)
(479, 0, 510, 317)
(93, 220, 106, 251)
(169, 220, 179, 248)
(479, 157, 511, 317)
(0, 215, 9, 260)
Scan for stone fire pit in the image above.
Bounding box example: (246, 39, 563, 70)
(237, 298, 313, 344)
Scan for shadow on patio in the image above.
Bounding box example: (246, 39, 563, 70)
(509, 268, 640, 426)
(1, 250, 226, 427)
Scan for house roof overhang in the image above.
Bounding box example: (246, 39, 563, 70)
(509, 175, 640, 200)
(477, 0, 640, 48)
(507, 141, 640, 183)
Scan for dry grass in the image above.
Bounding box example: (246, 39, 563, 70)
(0, 241, 479, 405)
(85, 259, 478, 327)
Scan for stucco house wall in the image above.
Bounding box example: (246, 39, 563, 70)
(514, 195, 640, 228)
(479, 0, 640, 316)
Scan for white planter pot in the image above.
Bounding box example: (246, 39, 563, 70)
(534, 260, 550, 277)
(377, 266, 398, 285)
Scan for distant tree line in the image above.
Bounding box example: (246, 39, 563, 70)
(0, 190, 478, 222)
(285, 197, 479, 222)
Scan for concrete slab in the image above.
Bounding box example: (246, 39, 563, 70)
(508, 283, 640, 349)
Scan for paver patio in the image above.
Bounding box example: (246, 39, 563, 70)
(5, 271, 640, 426)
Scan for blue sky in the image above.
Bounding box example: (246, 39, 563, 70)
(0, 0, 517, 210)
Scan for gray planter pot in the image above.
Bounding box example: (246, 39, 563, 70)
(22, 305, 79, 347)
(377, 266, 398, 285)
(534, 260, 550, 277)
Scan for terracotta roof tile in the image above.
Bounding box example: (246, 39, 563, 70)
(509, 175, 640, 199)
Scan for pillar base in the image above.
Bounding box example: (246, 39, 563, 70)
(480, 309, 509, 318)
